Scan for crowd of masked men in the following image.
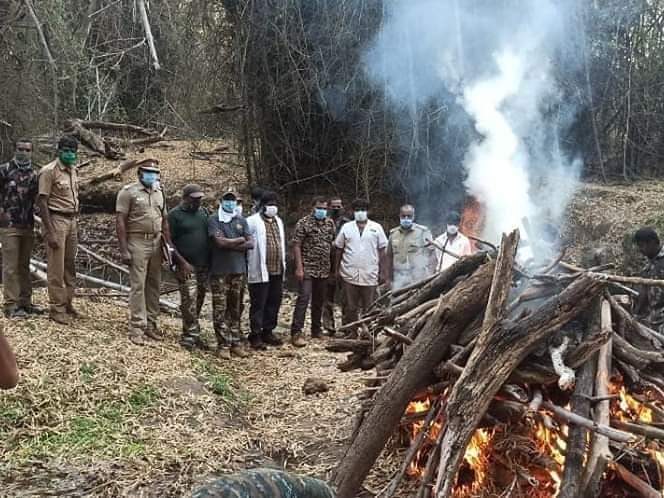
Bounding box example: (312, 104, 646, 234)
(2, 136, 664, 367)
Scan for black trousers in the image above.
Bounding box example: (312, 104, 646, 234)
(248, 274, 283, 337)
(290, 277, 328, 336)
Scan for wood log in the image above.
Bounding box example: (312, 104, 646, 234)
(63, 119, 123, 159)
(432, 230, 519, 498)
(431, 274, 605, 498)
(613, 332, 664, 367)
(558, 301, 597, 498)
(611, 419, 664, 441)
(79, 120, 157, 136)
(389, 252, 487, 318)
(381, 401, 441, 498)
(542, 401, 637, 443)
(613, 462, 661, 498)
(582, 300, 613, 497)
(332, 259, 495, 498)
(326, 339, 373, 353)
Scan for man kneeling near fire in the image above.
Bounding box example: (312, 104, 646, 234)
(634, 227, 664, 333)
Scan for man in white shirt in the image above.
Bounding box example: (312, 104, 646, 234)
(334, 198, 388, 327)
(434, 211, 473, 271)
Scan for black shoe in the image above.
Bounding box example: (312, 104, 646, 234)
(249, 334, 267, 351)
(5, 308, 27, 319)
(262, 331, 284, 347)
(22, 305, 46, 315)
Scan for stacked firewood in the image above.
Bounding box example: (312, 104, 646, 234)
(328, 230, 664, 498)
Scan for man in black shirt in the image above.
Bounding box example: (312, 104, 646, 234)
(168, 184, 210, 350)
(0, 139, 40, 318)
(208, 191, 253, 359)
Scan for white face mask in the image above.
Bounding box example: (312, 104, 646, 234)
(264, 205, 278, 218)
(354, 210, 368, 222)
(447, 224, 459, 235)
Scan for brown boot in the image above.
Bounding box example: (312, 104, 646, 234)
(230, 344, 250, 358)
(129, 330, 146, 346)
(291, 334, 307, 348)
(145, 324, 164, 341)
(217, 347, 232, 360)
(66, 306, 83, 319)
(50, 312, 71, 326)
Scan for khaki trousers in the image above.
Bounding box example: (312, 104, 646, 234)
(46, 215, 78, 314)
(128, 234, 162, 332)
(1, 227, 34, 311)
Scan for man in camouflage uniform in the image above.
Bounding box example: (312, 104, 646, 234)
(634, 227, 664, 332)
(0, 139, 40, 318)
(168, 184, 210, 350)
(386, 204, 437, 290)
(290, 196, 337, 347)
(322, 196, 350, 335)
(191, 468, 335, 498)
(208, 190, 253, 359)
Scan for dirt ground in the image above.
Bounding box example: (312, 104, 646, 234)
(0, 289, 365, 497)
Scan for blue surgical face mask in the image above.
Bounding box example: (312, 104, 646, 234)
(314, 208, 327, 220)
(400, 218, 413, 229)
(141, 172, 158, 187)
(222, 200, 237, 213)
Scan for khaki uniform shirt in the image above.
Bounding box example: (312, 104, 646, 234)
(116, 182, 167, 234)
(389, 224, 434, 287)
(38, 159, 79, 214)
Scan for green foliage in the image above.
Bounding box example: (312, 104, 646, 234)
(192, 358, 248, 404)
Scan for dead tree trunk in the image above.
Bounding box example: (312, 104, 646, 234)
(558, 332, 596, 497)
(432, 274, 605, 498)
(332, 259, 496, 498)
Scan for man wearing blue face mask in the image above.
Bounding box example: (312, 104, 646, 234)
(116, 161, 179, 345)
(386, 204, 436, 290)
(289, 196, 336, 347)
(208, 190, 253, 359)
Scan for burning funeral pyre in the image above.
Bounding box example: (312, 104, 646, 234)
(328, 230, 664, 498)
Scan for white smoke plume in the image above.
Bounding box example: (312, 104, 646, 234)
(364, 0, 583, 246)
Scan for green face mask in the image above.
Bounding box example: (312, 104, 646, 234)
(59, 150, 77, 166)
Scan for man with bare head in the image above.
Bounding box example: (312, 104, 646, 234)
(634, 227, 664, 333)
(0, 139, 40, 318)
(386, 204, 436, 290)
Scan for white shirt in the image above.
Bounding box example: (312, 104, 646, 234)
(335, 220, 388, 286)
(434, 232, 473, 271)
(246, 213, 286, 284)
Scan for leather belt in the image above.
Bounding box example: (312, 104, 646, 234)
(49, 210, 77, 218)
(129, 232, 160, 240)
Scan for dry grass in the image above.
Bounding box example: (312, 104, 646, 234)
(0, 290, 365, 497)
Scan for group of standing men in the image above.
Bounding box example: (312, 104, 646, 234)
(0, 136, 476, 360)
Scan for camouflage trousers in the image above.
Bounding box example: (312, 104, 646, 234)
(210, 273, 245, 348)
(192, 468, 335, 498)
(177, 267, 208, 342)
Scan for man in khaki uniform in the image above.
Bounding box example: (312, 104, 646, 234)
(116, 160, 177, 345)
(386, 204, 437, 291)
(38, 136, 80, 325)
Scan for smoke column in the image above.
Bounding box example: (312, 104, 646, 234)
(364, 0, 583, 244)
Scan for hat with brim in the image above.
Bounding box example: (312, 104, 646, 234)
(138, 160, 160, 173)
(183, 183, 205, 198)
(221, 190, 237, 200)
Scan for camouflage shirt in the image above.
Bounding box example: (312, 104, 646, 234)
(641, 247, 664, 332)
(192, 468, 335, 498)
(293, 214, 336, 278)
(0, 159, 39, 228)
